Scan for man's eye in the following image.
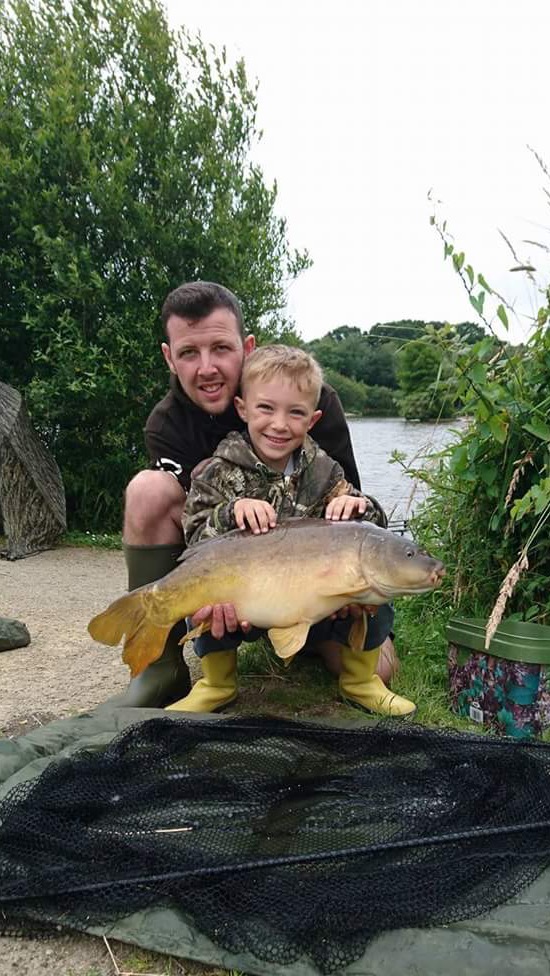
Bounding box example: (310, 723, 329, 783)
(214, 344, 230, 352)
(179, 349, 195, 358)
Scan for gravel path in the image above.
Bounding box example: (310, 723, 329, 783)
(1, 546, 128, 732)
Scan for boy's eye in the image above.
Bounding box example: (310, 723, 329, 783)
(257, 403, 273, 411)
(291, 409, 306, 417)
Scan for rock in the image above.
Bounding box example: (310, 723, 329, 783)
(0, 617, 31, 652)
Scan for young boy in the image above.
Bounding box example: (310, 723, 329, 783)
(167, 345, 415, 718)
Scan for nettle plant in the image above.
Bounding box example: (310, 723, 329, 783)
(410, 171, 550, 629)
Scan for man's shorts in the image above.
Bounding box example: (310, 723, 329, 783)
(191, 603, 395, 658)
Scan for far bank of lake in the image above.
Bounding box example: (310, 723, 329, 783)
(348, 417, 464, 521)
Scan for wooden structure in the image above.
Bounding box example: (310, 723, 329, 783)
(0, 382, 66, 559)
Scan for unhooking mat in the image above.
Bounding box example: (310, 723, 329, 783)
(2, 708, 550, 976)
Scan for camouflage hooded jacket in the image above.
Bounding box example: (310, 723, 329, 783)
(183, 431, 387, 547)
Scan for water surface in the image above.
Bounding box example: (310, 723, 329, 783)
(348, 417, 463, 521)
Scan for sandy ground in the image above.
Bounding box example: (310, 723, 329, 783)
(1, 546, 129, 731)
(0, 545, 212, 976)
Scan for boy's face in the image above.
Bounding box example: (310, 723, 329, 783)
(235, 376, 322, 472)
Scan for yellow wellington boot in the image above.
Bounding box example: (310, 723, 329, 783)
(166, 650, 238, 713)
(339, 644, 416, 718)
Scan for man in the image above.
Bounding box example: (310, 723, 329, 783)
(119, 281, 382, 708)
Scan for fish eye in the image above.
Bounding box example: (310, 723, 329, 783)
(405, 548, 415, 558)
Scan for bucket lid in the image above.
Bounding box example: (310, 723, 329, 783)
(446, 616, 550, 664)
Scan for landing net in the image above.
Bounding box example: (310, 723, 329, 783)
(2, 716, 550, 974)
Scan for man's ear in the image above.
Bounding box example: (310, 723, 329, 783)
(235, 395, 247, 421)
(308, 409, 323, 431)
(243, 334, 255, 357)
(161, 342, 177, 375)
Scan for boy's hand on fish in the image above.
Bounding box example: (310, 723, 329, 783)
(190, 604, 252, 639)
(234, 498, 278, 534)
(325, 494, 368, 521)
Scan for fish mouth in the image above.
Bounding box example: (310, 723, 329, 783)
(372, 565, 445, 598)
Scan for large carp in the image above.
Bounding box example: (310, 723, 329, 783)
(88, 518, 445, 675)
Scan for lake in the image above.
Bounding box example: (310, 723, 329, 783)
(348, 417, 464, 522)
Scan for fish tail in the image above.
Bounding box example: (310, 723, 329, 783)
(88, 592, 145, 647)
(89, 592, 172, 677)
(122, 619, 172, 677)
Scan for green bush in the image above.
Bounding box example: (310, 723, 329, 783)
(322, 368, 368, 415)
(0, 0, 308, 530)
(409, 188, 550, 625)
(363, 385, 396, 415)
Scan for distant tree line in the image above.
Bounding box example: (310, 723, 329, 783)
(306, 320, 495, 419)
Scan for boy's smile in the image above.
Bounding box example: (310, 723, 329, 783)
(235, 376, 322, 472)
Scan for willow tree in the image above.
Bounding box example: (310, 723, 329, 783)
(0, 0, 308, 528)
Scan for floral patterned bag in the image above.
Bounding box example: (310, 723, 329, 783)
(447, 617, 550, 739)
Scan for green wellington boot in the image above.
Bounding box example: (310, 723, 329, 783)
(339, 644, 416, 718)
(107, 543, 191, 708)
(166, 649, 238, 713)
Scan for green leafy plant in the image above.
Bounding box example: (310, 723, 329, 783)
(410, 173, 550, 625)
(0, 0, 309, 531)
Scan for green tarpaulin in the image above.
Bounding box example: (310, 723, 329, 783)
(2, 706, 550, 976)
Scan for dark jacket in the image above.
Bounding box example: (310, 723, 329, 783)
(145, 375, 361, 491)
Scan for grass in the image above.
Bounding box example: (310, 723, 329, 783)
(232, 601, 482, 734)
(109, 943, 240, 975)
(61, 530, 122, 550)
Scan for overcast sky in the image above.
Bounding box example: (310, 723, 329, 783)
(166, 0, 550, 345)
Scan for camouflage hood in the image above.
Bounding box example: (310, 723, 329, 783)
(183, 430, 364, 546)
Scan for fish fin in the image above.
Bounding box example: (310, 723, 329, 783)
(122, 620, 172, 677)
(349, 611, 368, 652)
(88, 592, 144, 647)
(268, 622, 311, 661)
(179, 620, 212, 645)
(89, 591, 172, 677)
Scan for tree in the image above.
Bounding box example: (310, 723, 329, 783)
(396, 339, 443, 395)
(396, 337, 456, 420)
(322, 368, 368, 415)
(0, 0, 308, 529)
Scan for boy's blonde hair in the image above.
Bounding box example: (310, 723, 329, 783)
(241, 345, 323, 405)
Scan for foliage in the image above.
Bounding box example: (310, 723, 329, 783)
(363, 384, 396, 415)
(322, 367, 368, 415)
(410, 180, 550, 625)
(395, 334, 458, 420)
(308, 319, 483, 414)
(62, 530, 122, 549)
(396, 338, 444, 394)
(0, 0, 308, 530)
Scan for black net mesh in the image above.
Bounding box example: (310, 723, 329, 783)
(2, 716, 550, 974)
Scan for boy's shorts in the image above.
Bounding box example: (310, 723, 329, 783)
(191, 603, 395, 658)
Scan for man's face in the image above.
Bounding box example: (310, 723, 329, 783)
(162, 308, 255, 415)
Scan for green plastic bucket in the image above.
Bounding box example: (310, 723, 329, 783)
(447, 616, 550, 739)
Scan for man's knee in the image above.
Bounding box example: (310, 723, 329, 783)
(124, 470, 186, 544)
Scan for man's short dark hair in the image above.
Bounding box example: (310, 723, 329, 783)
(161, 281, 244, 339)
